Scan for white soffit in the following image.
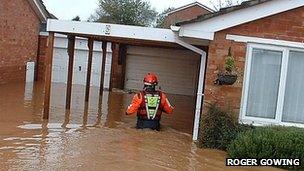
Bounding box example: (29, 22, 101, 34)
(179, 29, 215, 40)
(181, 0, 304, 33)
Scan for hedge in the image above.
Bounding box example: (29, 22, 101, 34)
(228, 126, 304, 170)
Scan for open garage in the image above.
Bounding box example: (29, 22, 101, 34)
(43, 19, 208, 140)
(124, 46, 200, 96)
(51, 34, 113, 88)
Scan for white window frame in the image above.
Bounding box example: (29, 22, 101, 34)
(240, 43, 304, 128)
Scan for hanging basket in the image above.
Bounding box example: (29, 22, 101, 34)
(215, 73, 237, 85)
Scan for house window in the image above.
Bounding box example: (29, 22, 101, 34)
(282, 51, 304, 123)
(241, 43, 304, 127)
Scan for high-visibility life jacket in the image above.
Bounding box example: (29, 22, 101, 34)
(137, 91, 163, 120)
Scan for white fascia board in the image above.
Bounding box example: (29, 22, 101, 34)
(179, 27, 214, 40)
(47, 19, 177, 43)
(227, 34, 304, 49)
(166, 3, 197, 15)
(170, 26, 180, 32)
(196, 2, 215, 13)
(166, 2, 214, 15)
(182, 0, 304, 33)
(28, 0, 47, 22)
(39, 32, 49, 36)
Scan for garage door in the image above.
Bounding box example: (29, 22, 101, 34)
(52, 35, 112, 89)
(125, 46, 200, 96)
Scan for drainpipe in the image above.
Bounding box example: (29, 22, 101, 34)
(172, 27, 207, 141)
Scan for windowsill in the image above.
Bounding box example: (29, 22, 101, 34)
(240, 118, 304, 128)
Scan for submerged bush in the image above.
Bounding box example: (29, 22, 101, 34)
(198, 103, 252, 150)
(228, 126, 304, 170)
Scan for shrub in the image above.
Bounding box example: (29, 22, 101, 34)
(225, 47, 236, 74)
(228, 126, 304, 170)
(197, 103, 252, 150)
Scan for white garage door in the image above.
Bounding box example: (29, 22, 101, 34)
(125, 46, 200, 96)
(52, 35, 112, 89)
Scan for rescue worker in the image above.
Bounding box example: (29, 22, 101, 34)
(126, 73, 174, 131)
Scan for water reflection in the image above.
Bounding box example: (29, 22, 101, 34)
(24, 82, 33, 103)
(62, 110, 71, 128)
(0, 82, 281, 170)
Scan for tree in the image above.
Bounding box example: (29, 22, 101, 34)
(72, 16, 81, 21)
(210, 0, 246, 11)
(155, 7, 175, 28)
(89, 0, 157, 27)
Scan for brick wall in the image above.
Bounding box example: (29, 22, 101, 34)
(163, 6, 210, 28)
(110, 43, 126, 89)
(204, 7, 304, 115)
(0, 0, 40, 84)
(36, 35, 48, 82)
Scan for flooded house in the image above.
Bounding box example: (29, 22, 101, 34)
(0, 0, 54, 84)
(0, 0, 304, 170)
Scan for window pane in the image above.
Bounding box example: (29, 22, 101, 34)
(282, 51, 304, 123)
(246, 48, 282, 119)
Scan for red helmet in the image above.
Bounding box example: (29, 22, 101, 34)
(143, 73, 158, 85)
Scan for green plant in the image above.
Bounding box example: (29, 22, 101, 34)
(225, 47, 236, 74)
(228, 126, 304, 170)
(198, 103, 252, 150)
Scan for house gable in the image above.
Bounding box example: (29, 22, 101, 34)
(161, 2, 213, 28)
(166, 2, 214, 15)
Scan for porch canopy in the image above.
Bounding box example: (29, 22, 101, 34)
(44, 19, 211, 140)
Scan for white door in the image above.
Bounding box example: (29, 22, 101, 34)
(52, 35, 112, 89)
(125, 46, 200, 96)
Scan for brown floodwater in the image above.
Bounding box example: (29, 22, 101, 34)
(0, 82, 281, 171)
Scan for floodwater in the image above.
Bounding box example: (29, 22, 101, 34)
(0, 82, 280, 171)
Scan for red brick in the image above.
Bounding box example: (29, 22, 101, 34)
(204, 6, 304, 114)
(0, 0, 40, 84)
(36, 35, 48, 82)
(162, 5, 211, 28)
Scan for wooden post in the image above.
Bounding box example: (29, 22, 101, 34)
(82, 102, 89, 127)
(109, 43, 118, 90)
(85, 38, 94, 102)
(119, 44, 127, 89)
(65, 35, 76, 110)
(97, 41, 108, 117)
(99, 41, 108, 96)
(43, 32, 55, 119)
(62, 109, 71, 128)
